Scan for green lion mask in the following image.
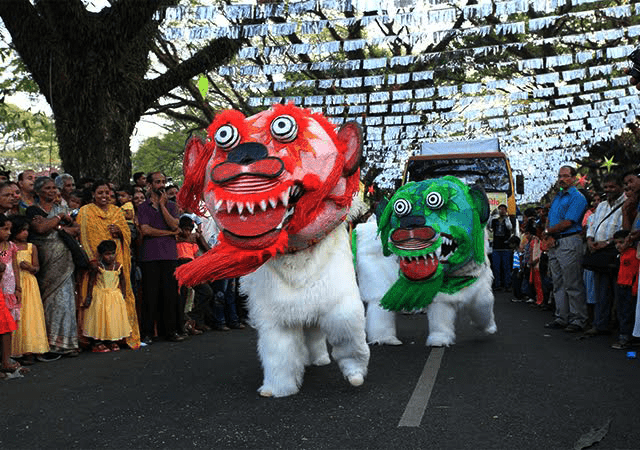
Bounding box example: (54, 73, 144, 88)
(377, 176, 491, 311)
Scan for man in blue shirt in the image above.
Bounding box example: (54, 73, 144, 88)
(544, 165, 588, 332)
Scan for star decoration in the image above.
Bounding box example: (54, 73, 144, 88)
(576, 174, 589, 187)
(600, 156, 618, 172)
(368, 185, 375, 195)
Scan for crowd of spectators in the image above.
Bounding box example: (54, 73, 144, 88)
(1, 163, 639, 378)
(507, 166, 640, 350)
(0, 169, 246, 378)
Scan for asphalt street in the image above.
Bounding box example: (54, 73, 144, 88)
(2, 291, 640, 450)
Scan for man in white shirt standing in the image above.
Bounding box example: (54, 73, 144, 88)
(584, 173, 626, 336)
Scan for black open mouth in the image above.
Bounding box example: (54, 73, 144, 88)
(439, 233, 458, 262)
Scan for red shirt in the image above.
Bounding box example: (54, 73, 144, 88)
(177, 241, 198, 260)
(617, 248, 639, 290)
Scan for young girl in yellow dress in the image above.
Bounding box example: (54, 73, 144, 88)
(10, 216, 49, 364)
(83, 240, 131, 353)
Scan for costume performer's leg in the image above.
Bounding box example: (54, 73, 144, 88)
(426, 299, 457, 347)
(256, 324, 307, 398)
(468, 291, 497, 335)
(365, 301, 402, 345)
(304, 326, 330, 366)
(321, 299, 370, 386)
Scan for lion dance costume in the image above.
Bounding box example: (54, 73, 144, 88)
(355, 176, 497, 347)
(177, 104, 369, 397)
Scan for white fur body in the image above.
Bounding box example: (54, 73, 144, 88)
(354, 221, 497, 347)
(240, 225, 370, 397)
(355, 220, 402, 345)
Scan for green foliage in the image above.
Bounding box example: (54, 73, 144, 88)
(0, 103, 60, 175)
(575, 129, 640, 193)
(132, 127, 205, 185)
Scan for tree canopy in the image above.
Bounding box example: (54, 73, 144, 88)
(3, 0, 640, 202)
(0, 0, 241, 185)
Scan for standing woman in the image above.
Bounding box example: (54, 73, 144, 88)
(76, 181, 140, 349)
(26, 177, 80, 356)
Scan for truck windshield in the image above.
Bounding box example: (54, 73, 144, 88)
(405, 157, 511, 193)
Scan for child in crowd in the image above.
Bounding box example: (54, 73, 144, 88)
(67, 190, 84, 211)
(0, 214, 21, 322)
(10, 216, 49, 364)
(177, 215, 210, 335)
(116, 185, 135, 223)
(108, 189, 117, 205)
(509, 236, 526, 302)
(82, 240, 131, 353)
(611, 230, 639, 349)
(0, 262, 20, 374)
(527, 222, 544, 306)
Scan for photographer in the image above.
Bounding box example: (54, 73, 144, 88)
(136, 172, 183, 344)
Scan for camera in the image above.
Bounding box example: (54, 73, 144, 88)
(628, 48, 640, 79)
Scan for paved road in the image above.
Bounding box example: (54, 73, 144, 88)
(2, 292, 640, 449)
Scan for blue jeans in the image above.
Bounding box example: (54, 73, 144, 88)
(492, 249, 513, 289)
(583, 269, 596, 305)
(211, 279, 240, 326)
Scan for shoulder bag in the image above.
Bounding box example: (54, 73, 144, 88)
(58, 228, 91, 270)
(582, 203, 622, 273)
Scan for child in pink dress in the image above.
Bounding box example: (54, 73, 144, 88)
(0, 263, 20, 375)
(0, 214, 21, 321)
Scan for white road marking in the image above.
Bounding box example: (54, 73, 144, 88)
(398, 347, 445, 427)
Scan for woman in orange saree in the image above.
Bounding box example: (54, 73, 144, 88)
(76, 181, 140, 349)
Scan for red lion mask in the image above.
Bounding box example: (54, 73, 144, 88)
(176, 103, 362, 286)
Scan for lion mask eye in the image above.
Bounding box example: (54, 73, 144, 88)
(270, 115, 298, 143)
(426, 192, 444, 210)
(393, 198, 412, 217)
(214, 124, 240, 149)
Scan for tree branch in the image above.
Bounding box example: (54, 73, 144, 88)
(142, 36, 242, 110)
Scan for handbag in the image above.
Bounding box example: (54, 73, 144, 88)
(58, 228, 90, 270)
(582, 203, 622, 273)
(582, 243, 619, 273)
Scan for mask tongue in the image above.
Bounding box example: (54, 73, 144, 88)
(175, 230, 288, 286)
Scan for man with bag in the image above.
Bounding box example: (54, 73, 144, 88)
(544, 166, 588, 332)
(584, 173, 626, 336)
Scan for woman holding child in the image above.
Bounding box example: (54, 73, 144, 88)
(76, 180, 140, 350)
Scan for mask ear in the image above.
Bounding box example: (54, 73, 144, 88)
(178, 136, 209, 215)
(337, 121, 363, 177)
(469, 184, 490, 225)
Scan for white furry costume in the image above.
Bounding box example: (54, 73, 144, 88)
(176, 105, 370, 397)
(241, 224, 370, 397)
(355, 220, 497, 347)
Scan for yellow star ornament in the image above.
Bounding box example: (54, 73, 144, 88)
(600, 156, 618, 173)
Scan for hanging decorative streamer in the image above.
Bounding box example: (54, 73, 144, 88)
(157, 1, 640, 202)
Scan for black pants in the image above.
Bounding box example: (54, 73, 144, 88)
(140, 260, 181, 337)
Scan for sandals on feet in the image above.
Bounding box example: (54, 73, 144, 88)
(1, 361, 22, 373)
(92, 343, 110, 353)
(109, 342, 120, 352)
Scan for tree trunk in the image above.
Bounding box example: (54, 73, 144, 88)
(53, 98, 138, 185)
(0, 0, 241, 186)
